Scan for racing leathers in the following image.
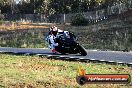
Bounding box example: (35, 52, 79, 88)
(47, 29, 69, 53)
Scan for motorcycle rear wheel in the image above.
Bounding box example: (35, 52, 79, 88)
(77, 45, 87, 56)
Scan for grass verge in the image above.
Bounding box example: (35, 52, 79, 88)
(0, 54, 132, 88)
(0, 22, 49, 30)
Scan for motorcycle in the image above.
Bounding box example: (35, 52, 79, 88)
(54, 32, 87, 56)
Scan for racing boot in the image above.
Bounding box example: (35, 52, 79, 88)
(52, 49, 57, 54)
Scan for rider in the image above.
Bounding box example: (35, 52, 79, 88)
(47, 26, 69, 53)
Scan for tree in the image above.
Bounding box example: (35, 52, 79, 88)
(49, 0, 72, 14)
(35, 0, 51, 14)
(1, 0, 130, 14)
(0, 0, 13, 13)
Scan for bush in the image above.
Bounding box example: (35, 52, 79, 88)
(0, 20, 4, 25)
(71, 13, 88, 26)
(0, 14, 4, 20)
(0, 14, 5, 25)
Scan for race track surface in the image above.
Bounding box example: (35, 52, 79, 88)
(0, 47, 132, 65)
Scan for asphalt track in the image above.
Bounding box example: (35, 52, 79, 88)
(0, 47, 132, 66)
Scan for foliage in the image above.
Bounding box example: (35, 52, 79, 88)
(0, 20, 4, 25)
(0, 0, 15, 13)
(0, 14, 5, 25)
(17, 0, 33, 14)
(49, 0, 69, 14)
(71, 13, 88, 26)
(0, 14, 4, 20)
(0, 0, 132, 15)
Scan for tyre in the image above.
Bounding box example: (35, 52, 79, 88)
(60, 51, 66, 55)
(78, 45, 87, 56)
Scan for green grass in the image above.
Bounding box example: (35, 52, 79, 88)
(0, 54, 132, 88)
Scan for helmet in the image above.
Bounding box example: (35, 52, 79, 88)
(50, 26, 58, 35)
